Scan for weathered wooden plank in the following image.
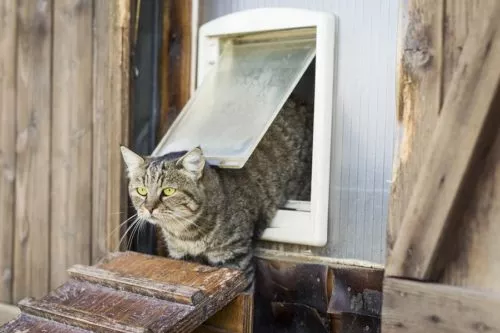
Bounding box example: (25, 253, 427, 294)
(106, 0, 131, 253)
(0, 314, 90, 333)
(159, 0, 192, 136)
(96, 252, 249, 333)
(96, 252, 246, 297)
(13, 0, 52, 303)
(92, 0, 131, 260)
(68, 264, 205, 305)
(92, 0, 111, 263)
(6, 253, 249, 333)
(386, 0, 500, 279)
(51, 0, 93, 288)
(440, 129, 500, 290)
(382, 277, 500, 333)
(0, 0, 17, 304)
(21, 279, 194, 333)
(194, 292, 254, 333)
(19, 297, 151, 333)
(437, 0, 500, 292)
(388, 0, 444, 259)
(442, 0, 482, 95)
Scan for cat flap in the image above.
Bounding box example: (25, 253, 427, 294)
(153, 37, 316, 168)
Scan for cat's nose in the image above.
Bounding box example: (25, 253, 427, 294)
(144, 202, 157, 214)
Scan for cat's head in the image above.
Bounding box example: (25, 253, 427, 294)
(120, 146, 207, 231)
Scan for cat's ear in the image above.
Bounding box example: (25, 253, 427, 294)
(120, 146, 145, 175)
(177, 147, 205, 180)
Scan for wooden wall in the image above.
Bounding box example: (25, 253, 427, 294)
(0, 0, 130, 304)
(383, 0, 500, 331)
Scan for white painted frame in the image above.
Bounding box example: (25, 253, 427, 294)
(194, 8, 336, 246)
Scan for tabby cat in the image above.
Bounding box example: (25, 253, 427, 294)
(120, 95, 313, 287)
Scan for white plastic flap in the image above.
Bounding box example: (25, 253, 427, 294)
(153, 38, 316, 168)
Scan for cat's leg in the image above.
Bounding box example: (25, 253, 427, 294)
(206, 249, 255, 290)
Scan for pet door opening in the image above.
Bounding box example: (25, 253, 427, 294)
(154, 8, 336, 246)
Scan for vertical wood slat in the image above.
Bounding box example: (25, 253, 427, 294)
(159, 0, 192, 136)
(0, 0, 17, 304)
(51, 0, 93, 288)
(387, 0, 444, 259)
(93, 0, 131, 261)
(106, 0, 131, 253)
(92, 0, 110, 263)
(13, 0, 52, 302)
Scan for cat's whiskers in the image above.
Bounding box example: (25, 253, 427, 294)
(116, 217, 140, 251)
(109, 213, 138, 241)
(127, 219, 143, 250)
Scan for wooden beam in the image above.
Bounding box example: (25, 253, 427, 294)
(388, 0, 444, 257)
(386, 0, 500, 279)
(0, 0, 17, 304)
(382, 277, 500, 333)
(13, 0, 52, 302)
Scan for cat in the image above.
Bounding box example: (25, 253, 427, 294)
(120, 95, 313, 287)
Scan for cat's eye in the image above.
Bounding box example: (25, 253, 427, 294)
(163, 187, 176, 196)
(136, 187, 148, 196)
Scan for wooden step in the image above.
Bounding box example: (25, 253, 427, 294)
(0, 314, 90, 333)
(0, 252, 251, 333)
(68, 265, 206, 305)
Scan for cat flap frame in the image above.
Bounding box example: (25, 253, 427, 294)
(153, 8, 336, 246)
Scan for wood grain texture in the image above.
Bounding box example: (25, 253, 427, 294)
(68, 264, 206, 305)
(4, 252, 248, 333)
(388, 0, 444, 259)
(92, 0, 111, 263)
(437, 0, 500, 291)
(194, 292, 254, 333)
(382, 277, 500, 333)
(440, 129, 500, 289)
(0, 0, 17, 304)
(386, 0, 500, 279)
(13, 0, 52, 303)
(442, 0, 482, 95)
(0, 314, 89, 333)
(107, 0, 131, 253)
(159, 0, 192, 136)
(96, 252, 245, 297)
(92, 0, 130, 260)
(51, 0, 93, 288)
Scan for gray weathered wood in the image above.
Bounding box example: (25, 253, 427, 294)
(386, 0, 500, 279)
(0, 0, 17, 304)
(19, 297, 147, 333)
(51, 0, 93, 288)
(388, 0, 444, 259)
(382, 277, 500, 333)
(3, 252, 249, 333)
(92, 0, 131, 260)
(0, 314, 88, 333)
(13, 0, 52, 302)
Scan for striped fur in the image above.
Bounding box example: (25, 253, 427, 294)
(121, 96, 313, 287)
